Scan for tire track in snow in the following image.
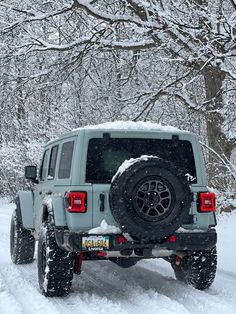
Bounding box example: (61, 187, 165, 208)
(72, 261, 192, 314)
(0, 261, 60, 314)
(1, 204, 236, 314)
(75, 260, 236, 314)
(134, 262, 236, 314)
(217, 268, 236, 282)
(138, 258, 236, 311)
(0, 269, 24, 314)
(0, 205, 62, 314)
(210, 270, 236, 304)
(139, 259, 236, 309)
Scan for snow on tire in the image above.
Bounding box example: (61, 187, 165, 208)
(37, 223, 75, 297)
(110, 157, 192, 242)
(173, 246, 217, 290)
(10, 205, 35, 264)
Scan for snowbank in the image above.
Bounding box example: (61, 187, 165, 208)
(216, 210, 236, 274)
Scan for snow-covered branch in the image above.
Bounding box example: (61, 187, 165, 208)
(133, 70, 192, 121)
(0, 3, 74, 33)
(200, 141, 236, 181)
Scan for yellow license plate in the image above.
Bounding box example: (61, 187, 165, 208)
(82, 236, 109, 251)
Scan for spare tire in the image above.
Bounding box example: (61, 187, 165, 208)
(109, 156, 192, 242)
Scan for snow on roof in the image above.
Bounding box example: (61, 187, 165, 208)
(47, 121, 190, 145)
(74, 120, 186, 133)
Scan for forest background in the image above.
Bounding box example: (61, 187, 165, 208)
(0, 0, 235, 210)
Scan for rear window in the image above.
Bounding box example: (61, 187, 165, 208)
(86, 138, 197, 183)
(58, 141, 74, 179)
(40, 149, 50, 181)
(48, 145, 59, 179)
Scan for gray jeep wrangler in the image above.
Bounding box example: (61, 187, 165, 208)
(10, 122, 217, 297)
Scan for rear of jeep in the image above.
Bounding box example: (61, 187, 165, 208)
(10, 124, 217, 297)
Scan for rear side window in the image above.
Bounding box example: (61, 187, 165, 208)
(40, 149, 50, 181)
(86, 138, 197, 183)
(58, 141, 74, 179)
(48, 145, 59, 179)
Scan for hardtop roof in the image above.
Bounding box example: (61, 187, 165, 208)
(46, 121, 195, 146)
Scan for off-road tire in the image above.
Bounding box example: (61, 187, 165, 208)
(37, 223, 75, 297)
(10, 204, 35, 264)
(110, 157, 192, 242)
(109, 257, 139, 268)
(172, 246, 217, 290)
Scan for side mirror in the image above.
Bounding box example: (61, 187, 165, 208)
(25, 165, 38, 183)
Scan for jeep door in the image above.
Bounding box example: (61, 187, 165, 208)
(33, 148, 51, 235)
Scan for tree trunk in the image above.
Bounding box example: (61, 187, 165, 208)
(203, 66, 235, 160)
(202, 65, 235, 188)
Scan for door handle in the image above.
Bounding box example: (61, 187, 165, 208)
(99, 193, 105, 212)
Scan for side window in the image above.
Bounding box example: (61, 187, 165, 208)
(40, 149, 50, 181)
(48, 145, 59, 179)
(58, 141, 74, 179)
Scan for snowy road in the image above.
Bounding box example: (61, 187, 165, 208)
(0, 199, 236, 314)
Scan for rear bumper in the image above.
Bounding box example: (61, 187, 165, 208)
(55, 228, 217, 254)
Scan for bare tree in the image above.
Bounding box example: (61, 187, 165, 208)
(0, 0, 235, 199)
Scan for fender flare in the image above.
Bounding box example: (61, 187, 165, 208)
(42, 196, 67, 227)
(18, 191, 34, 229)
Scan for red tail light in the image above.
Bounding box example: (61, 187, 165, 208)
(117, 235, 126, 245)
(65, 192, 87, 213)
(96, 251, 107, 257)
(198, 193, 215, 212)
(168, 235, 176, 243)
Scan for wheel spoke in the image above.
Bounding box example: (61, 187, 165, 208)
(156, 205, 165, 214)
(147, 207, 159, 216)
(135, 179, 172, 219)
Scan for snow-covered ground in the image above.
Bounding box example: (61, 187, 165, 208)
(0, 198, 236, 314)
